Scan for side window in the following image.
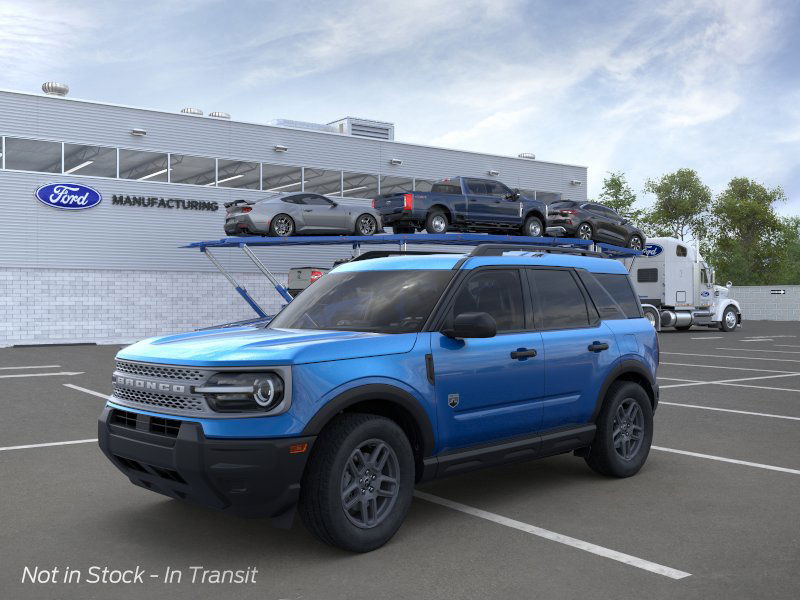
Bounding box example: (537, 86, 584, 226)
(304, 195, 334, 206)
(637, 268, 658, 283)
(701, 269, 709, 284)
(577, 271, 626, 320)
(529, 269, 591, 329)
(465, 179, 489, 195)
(485, 181, 512, 198)
(282, 195, 304, 205)
(592, 273, 643, 318)
(676, 245, 688, 257)
(447, 270, 525, 332)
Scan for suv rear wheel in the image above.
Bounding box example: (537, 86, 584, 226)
(521, 215, 544, 237)
(298, 413, 414, 552)
(584, 381, 653, 478)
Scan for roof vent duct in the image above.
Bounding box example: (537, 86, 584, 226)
(180, 107, 203, 116)
(328, 117, 394, 141)
(518, 152, 536, 160)
(209, 111, 231, 119)
(268, 119, 337, 134)
(42, 82, 69, 97)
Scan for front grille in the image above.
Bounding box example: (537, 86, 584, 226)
(115, 360, 205, 381)
(112, 385, 205, 412)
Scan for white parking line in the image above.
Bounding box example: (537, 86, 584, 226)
(716, 347, 800, 354)
(652, 446, 800, 476)
(0, 365, 61, 370)
(690, 336, 723, 340)
(661, 362, 797, 374)
(0, 439, 97, 453)
(64, 383, 109, 399)
(716, 382, 800, 394)
(661, 352, 800, 364)
(659, 402, 800, 421)
(659, 372, 800, 389)
(776, 344, 800, 348)
(0, 371, 84, 379)
(414, 491, 691, 579)
(740, 339, 773, 342)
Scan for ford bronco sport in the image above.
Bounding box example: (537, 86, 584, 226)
(99, 244, 658, 552)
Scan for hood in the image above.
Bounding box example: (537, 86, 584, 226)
(714, 285, 730, 298)
(117, 326, 418, 367)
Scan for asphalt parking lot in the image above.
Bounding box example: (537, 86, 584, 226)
(1, 321, 799, 600)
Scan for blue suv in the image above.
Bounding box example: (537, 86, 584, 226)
(98, 244, 658, 552)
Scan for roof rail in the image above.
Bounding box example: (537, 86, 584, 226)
(469, 243, 603, 257)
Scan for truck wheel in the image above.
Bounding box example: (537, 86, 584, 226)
(354, 214, 379, 236)
(269, 214, 295, 237)
(628, 235, 644, 251)
(584, 381, 653, 478)
(298, 413, 414, 553)
(719, 306, 738, 332)
(521, 215, 544, 237)
(392, 225, 415, 234)
(425, 210, 448, 234)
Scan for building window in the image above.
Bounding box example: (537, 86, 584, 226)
(63, 144, 117, 178)
(341, 172, 379, 199)
(414, 178, 436, 192)
(119, 149, 169, 182)
(217, 159, 260, 189)
(4, 137, 61, 173)
(379, 175, 413, 195)
(304, 168, 342, 196)
(262, 164, 302, 193)
(170, 154, 216, 186)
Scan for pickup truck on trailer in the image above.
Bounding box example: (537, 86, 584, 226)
(98, 236, 657, 553)
(373, 177, 550, 237)
(625, 237, 742, 331)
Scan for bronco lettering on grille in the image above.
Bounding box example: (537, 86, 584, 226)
(115, 376, 186, 394)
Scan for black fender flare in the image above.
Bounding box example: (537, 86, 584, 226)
(591, 360, 657, 420)
(301, 384, 436, 457)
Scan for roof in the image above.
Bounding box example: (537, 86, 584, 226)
(336, 250, 629, 274)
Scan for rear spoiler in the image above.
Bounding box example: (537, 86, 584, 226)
(223, 199, 257, 209)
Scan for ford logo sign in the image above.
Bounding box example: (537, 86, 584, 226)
(35, 183, 102, 210)
(642, 243, 663, 257)
(701, 291, 710, 297)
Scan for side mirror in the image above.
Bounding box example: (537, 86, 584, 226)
(442, 312, 497, 339)
(329, 201, 338, 208)
(726, 281, 732, 289)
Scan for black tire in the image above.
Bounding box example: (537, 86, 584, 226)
(521, 215, 544, 237)
(354, 214, 379, 236)
(584, 381, 653, 478)
(269, 214, 295, 237)
(576, 222, 593, 240)
(392, 225, 415, 234)
(298, 413, 414, 553)
(425, 210, 448, 234)
(628, 235, 644, 250)
(719, 306, 738, 332)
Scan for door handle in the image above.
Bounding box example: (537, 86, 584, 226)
(588, 341, 609, 352)
(303, 209, 313, 212)
(510, 348, 537, 360)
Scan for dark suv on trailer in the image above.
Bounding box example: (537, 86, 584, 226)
(547, 200, 646, 250)
(98, 244, 658, 553)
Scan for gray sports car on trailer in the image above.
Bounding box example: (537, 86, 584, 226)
(224, 192, 383, 237)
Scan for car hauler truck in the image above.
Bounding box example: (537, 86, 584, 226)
(624, 237, 741, 332)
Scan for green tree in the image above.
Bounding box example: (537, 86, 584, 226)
(598, 171, 643, 223)
(642, 168, 711, 241)
(705, 177, 787, 285)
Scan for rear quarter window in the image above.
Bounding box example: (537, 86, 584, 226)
(582, 272, 642, 319)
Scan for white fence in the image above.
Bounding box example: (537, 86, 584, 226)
(730, 286, 800, 321)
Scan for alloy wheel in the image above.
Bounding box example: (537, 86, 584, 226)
(273, 216, 293, 236)
(578, 224, 592, 240)
(725, 310, 737, 329)
(612, 399, 644, 461)
(358, 215, 377, 235)
(629, 236, 643, 250)
(431, 215, 447, 233)
(340, 439, 400, 529)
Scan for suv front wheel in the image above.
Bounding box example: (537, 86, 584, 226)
(584, 381, 653, 478)
(299, 413, 414, 552)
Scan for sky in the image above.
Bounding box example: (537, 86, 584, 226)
(1, 0, 799, 213)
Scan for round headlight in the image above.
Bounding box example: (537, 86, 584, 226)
(254, 375, 284, 409)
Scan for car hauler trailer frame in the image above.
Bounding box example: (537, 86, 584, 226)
(624, 237, 742, 332)
(184, 233, 640, 320)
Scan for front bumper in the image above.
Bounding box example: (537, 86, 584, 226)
(98, 405, 315, 518)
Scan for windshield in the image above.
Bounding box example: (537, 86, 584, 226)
(268, 269, 455, 333)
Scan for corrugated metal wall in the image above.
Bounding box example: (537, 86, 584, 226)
(0, 89, 587, 274)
